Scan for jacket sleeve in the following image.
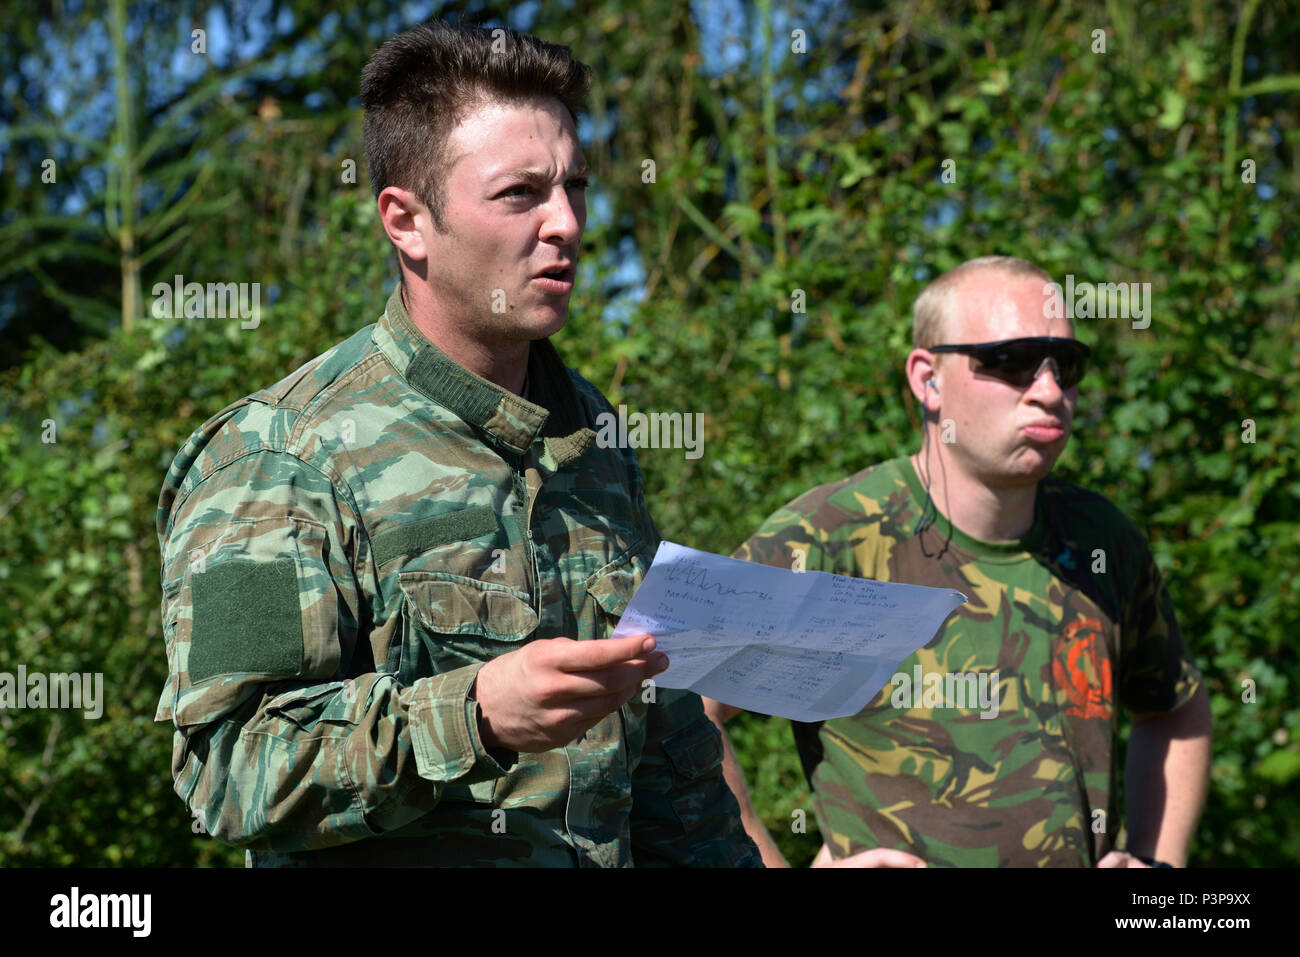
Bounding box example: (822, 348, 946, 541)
(156, 448, 511, 853)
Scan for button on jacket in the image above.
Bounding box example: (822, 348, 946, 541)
(155, 286, 760, 867)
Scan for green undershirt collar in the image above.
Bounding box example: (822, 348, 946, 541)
(898, 456, 1045, 561)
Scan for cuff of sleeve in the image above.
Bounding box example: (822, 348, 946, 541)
(408, 665, 515, 785)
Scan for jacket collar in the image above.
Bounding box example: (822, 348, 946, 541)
(377, 285, 592, 464)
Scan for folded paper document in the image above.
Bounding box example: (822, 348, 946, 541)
(611, 541, 967, 722)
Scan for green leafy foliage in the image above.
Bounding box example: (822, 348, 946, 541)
(2, 0, 1296, 867)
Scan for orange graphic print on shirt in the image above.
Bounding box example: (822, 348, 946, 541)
(1054, 616, 1113, 719)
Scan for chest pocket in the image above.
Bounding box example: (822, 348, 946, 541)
(394, 572, 539, 680)
(584, 539, 650, 640)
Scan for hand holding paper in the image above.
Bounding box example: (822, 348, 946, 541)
(610, 542, 967, 722)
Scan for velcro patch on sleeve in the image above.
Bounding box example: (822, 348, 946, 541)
(189, 557, 304, 682)
(371, 505, 498, 566)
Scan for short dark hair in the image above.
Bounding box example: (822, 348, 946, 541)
(361, 21, 592, 231)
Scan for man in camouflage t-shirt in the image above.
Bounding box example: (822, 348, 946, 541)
(705, 256, 1211, 868)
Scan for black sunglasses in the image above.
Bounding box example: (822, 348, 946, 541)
(929, 336, 1091, 389)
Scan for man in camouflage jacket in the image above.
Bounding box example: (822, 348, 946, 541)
(705, 257, 1211, 868)
(155, 22, 760, 868)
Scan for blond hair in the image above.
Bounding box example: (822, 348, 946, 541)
(912, 255, 1055, 348)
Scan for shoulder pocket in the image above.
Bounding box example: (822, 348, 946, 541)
(167, 516, 338, 730)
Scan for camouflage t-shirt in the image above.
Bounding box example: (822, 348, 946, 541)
(735, 457, 1201, 867)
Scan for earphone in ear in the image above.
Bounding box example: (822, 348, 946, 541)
(928, 380, 940, 393)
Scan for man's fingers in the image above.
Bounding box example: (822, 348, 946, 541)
(548, 634, 659, 672)
(551, 691, 632, 726)
(817, 847, 927, 868)
(852, 848, 927, 868)
(547, 657, 668, 700)
(1096, 851, 1148, 868)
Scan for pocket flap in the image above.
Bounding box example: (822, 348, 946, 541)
(263, 683, 352, 731)
(398, 574, 538, 641)
(662, 719, 724, 781)
(587, 565, 639, 618)
(586, 540, 649, 619)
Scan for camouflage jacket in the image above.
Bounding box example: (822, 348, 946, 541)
(736, 457, 1201, 867)
(155, 286, 760, 867)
